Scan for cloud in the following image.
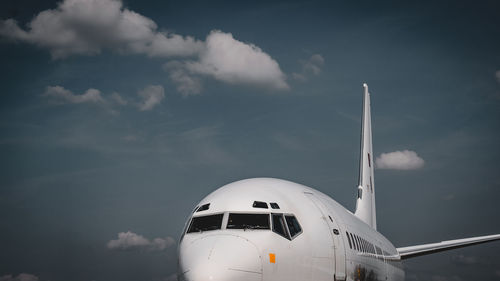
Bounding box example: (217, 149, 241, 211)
(1, 0, 288, 93)
(165, 61, 202, 96)
(0, 274, 38, 281)
(43, 85, 104, 104)
(375, 150, 425, 170)
(450, 254, 478, 265)
(292, 54, 325, 81)
(111, 92, 127, 105)
(431, 275, 462, 281)
(107, 231, 175, 251)
(137, 85, 165, 111)
(495, 70, 500, 83)
(166, 30, 289, 92)
(0, 0, 203, 59)
(187, 31, 288, 90)
(302, 54, 324, 75)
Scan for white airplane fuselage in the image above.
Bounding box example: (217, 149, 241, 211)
(178, 178, 405, 281)
(177, 84, 500, 280)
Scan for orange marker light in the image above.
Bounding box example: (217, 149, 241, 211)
(269, 253, 276, 263)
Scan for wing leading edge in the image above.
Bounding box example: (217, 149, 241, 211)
(397, 233, 500, 259)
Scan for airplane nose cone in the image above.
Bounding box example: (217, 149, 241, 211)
(179, 235, 262, 281)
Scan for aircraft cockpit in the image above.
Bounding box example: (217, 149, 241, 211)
(183, 200, 303, 241)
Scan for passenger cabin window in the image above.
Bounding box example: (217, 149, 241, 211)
(196, 203, 210, 212)
(284, 215, 302, 238)
(252, 201, 268, 209)
(227, 213, 270, 229)
(346, 232, 352, 249)
(272, 214, 290, 240)
(187, 214, 223, 233)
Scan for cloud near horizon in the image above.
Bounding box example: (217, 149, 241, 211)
(0, 274, 38, 281)
(107, 231, 175, 251)
(375, 150, 425, 170)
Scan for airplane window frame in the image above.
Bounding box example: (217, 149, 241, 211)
(226, 213, 270, 230)
(284, 214, 303, 239)
(271, 213, 291, 240)
(186, 213, 224, 233)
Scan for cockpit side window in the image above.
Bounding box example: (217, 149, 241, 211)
(284, 215, 302, 238)
(227, 213, 270, 229)
(187, 214, 223, 233)
(272, 214, 291, 240)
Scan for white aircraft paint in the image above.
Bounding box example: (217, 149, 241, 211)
(177, 84, 500, 281)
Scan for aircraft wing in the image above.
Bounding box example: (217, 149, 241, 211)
(397, 233, 500, 259)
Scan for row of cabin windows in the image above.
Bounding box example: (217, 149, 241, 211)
(186, 213, 302, 240)
(345, 231, 383, 256)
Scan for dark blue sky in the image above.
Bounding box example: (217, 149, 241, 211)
(0, 1, 499, 281)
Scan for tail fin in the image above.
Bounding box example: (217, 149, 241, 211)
(354, 83, 377, 230)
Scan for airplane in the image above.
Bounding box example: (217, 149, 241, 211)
(176, 83, 500, 281)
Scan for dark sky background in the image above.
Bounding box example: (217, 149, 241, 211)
(0, 0, 499, 281)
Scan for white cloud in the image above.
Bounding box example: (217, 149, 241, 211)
(107, 231, 175, 251)
(188, 31, 288, 90)
(137, 85, 165, 111)
(0, 0, 203, 59)
(375, 150, 425, 170)
(0, 274, 38, 281)
(43, 85, 104, 104)
(1, 0, 288, 93)
(166, 30, 289, 92)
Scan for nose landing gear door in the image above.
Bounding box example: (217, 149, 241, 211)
(304, 192, 347, 281)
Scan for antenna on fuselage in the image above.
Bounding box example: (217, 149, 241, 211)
(354, 83, 377, 230)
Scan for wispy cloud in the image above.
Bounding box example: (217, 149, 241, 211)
(292, 53, 325, 82)
(375, 150, 424, 170)
(107, 231, 175, 251)
(0, 0, 202, 59)
(450, 254, 478, 266)
(111, 92, 128, 105)
(42, 85, 165, 112)
(137, 85, 165, 111)
(43, 86, 104, 104)
(0, 274, 38, 281)
(495, 70, 500, 83)
(431, 275, 463, 281)
(164, 61, 202, 96)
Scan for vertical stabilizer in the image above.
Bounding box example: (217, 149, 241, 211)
(354, 83, 377, 230)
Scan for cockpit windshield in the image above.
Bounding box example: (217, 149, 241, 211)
(227, 213, 270, 230)
(187, 214, 223, 233)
